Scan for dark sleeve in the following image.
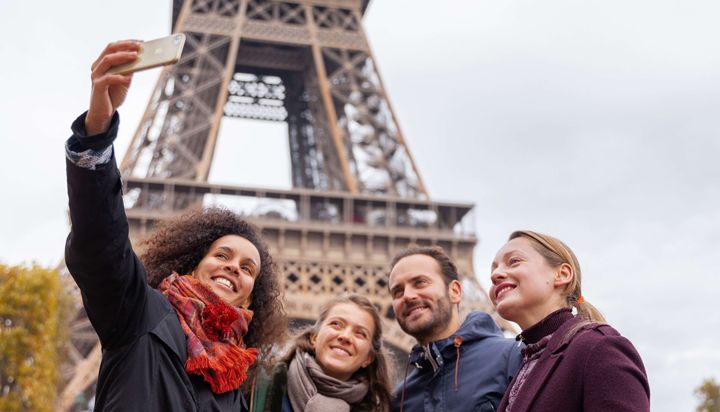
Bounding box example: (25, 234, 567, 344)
(583, 331, 650, 412)
(267, 363, 289, 412)
(64, 112, 148, 349)
(505, 340, 523, 383)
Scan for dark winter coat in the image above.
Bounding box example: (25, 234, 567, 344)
(393, 311, 523, 412)
(64, 113, 248, 411)
(250, 363, 292, 412)
(497, 308, 650, 412)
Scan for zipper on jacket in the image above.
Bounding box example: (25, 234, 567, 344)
(422, 344, 440, 373)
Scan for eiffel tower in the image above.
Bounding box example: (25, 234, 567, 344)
(58, 0, 501, 410)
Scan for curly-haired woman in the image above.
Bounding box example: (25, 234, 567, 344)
(64, 40, 286, 411)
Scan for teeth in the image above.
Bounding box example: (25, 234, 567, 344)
(408, 306, 426, 316)
(497, 286, 513, 299)
(331, 347, 350, 356)
(214, 278, 234, 291)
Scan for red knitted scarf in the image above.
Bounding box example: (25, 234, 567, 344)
(158, 273, 258, 394)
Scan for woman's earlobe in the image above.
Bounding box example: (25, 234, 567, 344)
(554, 263, 574, 286)
(362, 354, 374, 368)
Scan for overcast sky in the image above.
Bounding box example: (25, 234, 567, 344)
(1, 1, 719, 410)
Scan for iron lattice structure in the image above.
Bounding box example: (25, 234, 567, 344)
(58, 1, 505, 410)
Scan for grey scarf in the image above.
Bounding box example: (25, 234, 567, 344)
(287, 351, 369, 412)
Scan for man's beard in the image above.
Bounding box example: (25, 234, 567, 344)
(397, 293, 453, 343)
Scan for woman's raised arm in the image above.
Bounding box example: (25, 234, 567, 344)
(64, 40, 148, 348)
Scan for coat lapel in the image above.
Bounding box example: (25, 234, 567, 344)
(508, 351, 563, 411)
(507, 317, 582, 411)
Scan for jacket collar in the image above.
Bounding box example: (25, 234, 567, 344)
(408, 311, 504, 371)
(504, 314, 598, 411)
(516, 308, 573, 344)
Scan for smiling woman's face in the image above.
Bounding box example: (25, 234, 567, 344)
(190, 234, 261, 307)
(313, 302, 375, 381)
(490, 237, 561, 329)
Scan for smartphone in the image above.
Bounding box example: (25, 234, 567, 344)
(107, 33, 186, 75)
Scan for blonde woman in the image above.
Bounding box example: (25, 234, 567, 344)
(489, 231, 650, 411)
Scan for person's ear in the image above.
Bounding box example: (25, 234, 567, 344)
(554, 263, 574, 288)
(362, 352, 375, 368)
(448, 279, 462, 304)
(310, 334, 317, 346)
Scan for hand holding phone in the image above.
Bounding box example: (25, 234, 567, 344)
(85, 40, 140, 135)
(84, 35, 186, 135)
(107, 34, 186, 75)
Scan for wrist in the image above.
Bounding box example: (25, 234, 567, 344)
(84, 112, 113, 136)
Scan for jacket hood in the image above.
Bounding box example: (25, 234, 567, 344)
(453, 310, 505, 342)
(409, 311, 505, 363)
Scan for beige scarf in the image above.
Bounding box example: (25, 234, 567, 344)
(287, 351, 369, 412)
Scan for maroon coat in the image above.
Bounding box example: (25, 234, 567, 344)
(498, 309, 650, 412)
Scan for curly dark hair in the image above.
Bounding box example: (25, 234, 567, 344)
(139, 207, 287, 359)
(283, 294, 393, 412)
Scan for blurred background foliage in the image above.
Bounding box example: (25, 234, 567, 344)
(696, 377, 720, 412)
(0, 264, 72, 412)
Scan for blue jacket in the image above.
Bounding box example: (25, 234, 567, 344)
(393, 311, 522, 412)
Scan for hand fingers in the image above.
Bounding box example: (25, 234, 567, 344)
(91, 40, 142, 71)
(92, 73, 132, 91)
(91, 51, 138, 79)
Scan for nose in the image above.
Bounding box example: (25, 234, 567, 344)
(401, 286, 419, 301)
(224, 260, 240, 276)
(337, 327, 352, 342)
(490, 268, 506, 285)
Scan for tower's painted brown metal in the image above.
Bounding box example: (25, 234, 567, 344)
(58, 1, 501, 410)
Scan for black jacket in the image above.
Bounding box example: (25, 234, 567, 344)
(65, 113, 247, 411)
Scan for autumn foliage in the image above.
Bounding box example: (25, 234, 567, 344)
(0, 264, 70, 412)
(696, 377, 720, 412)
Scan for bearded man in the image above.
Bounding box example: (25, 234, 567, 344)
(388, 246, 522, 412)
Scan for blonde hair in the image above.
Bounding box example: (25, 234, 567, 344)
(509, 230, 606, 324)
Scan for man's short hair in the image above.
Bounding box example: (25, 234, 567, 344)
(389, 245, 460, 286)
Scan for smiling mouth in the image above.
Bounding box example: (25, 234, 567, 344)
(405, 305, 428, 317)
(495, 285, 516, 301)
(330, 346, 351, 357)
(211, 277, 236, 292)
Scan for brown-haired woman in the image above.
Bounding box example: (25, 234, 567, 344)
(489, 230, 650, 411)
(250, 294, 393, 412)
(64, 40, 286, 411)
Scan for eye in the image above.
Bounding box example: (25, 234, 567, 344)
(415, 278, 428, 287)
(391, 288, 403, 299)
(216, 253, 228, 260)
(356, 330, 368, 339)
(508, 257, 521, 266)
(329, 320, 342, 328)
